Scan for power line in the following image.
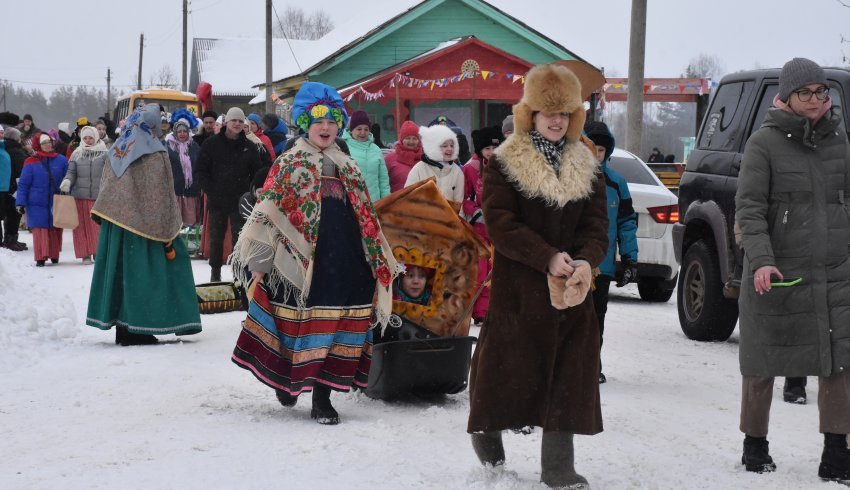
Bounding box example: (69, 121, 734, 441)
(1, 78, 136, 88)
(272, 2, 303, 73)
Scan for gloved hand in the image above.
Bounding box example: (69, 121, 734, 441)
(17, 206, 26, 215)
(616, 258, 638, 287)
(59, 179, 71, 193)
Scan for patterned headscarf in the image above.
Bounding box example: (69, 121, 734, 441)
(109, 103, 166, 178)
(291, 82, 348, 134)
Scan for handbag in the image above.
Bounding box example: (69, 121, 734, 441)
(42, 160, 78, 230)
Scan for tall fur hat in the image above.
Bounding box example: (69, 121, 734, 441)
(513, 63, 585, 143)
(419, 124, 458, 161)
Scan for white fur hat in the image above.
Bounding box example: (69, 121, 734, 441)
(419, 124, 459, 162)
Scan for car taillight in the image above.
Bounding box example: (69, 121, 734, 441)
(647, 204, 679, 224)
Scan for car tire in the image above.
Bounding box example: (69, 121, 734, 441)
(677, 239, 738, 341)
(638, 276, 676, 302)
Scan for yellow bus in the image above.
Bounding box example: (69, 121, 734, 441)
(112, 88, 201, 123)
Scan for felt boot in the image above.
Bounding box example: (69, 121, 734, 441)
(311, 383, 339, 425)
(275, 389, 298, 407)
(742, 435, 776, 473)
(540, 432, 588, 489)
(819, 433, 850, 482)
(470, 431, 505, 467)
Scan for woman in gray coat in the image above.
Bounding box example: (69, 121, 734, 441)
(736, 57, 850, 481)
(60, 126, 107, 264)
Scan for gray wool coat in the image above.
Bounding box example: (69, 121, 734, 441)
(736, 106, 850, 377)
(67, 150, 107, 200)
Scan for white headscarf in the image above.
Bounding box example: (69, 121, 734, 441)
(71, 126, 108, 161)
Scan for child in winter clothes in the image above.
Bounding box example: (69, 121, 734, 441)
(341, 111, 390, 200)
(384, 120, 423, 192)
(393, 265, 432, 305)
(405, 124, 464, 204)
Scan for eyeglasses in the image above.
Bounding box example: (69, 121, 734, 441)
(793, 86, 829, 102)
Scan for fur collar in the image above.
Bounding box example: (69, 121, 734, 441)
(493, 132, 599, 208)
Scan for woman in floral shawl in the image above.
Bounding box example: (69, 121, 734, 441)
(86, 103, 202, 346)
(231, 82, 399, 425)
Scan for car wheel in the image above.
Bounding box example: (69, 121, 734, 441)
(676, 239, 738, 341)
(637, 276, 676, 302)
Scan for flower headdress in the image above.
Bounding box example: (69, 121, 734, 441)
(291, 82, 349, 134)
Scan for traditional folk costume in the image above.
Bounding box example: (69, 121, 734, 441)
(86, 104, 202, 340)
(231, 83, 399, 398)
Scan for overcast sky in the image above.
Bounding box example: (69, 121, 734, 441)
(3, 0, 850, 95)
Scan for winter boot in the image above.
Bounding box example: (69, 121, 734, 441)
(783, 377, 807, 404)
(210, 267, 222, 282)
(540, 432, 589, 489)
(311, 383, 339, 425)
(275, 389, 298, 407)
(470, 431, 505, 467)
(819, 433, 850, 482)
(742, 435, 776, 473)
(50, 258, 59, 264)
(35, 260, 45, 267)
(116, 326, 159, 346)
(599, 372, 607, 384)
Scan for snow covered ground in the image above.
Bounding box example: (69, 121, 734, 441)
(0, 230, 844, 489)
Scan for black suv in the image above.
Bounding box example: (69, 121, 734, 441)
(673, 67, 850, 341)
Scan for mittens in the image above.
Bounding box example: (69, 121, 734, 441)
(59, 179, 71, 193)
(547, 260, 592, 310)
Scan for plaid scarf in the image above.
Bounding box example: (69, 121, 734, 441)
(529, 130, 566, 175)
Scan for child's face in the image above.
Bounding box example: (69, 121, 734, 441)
(481, 146, 495, 161)
(440, 140, 455, 161)
(401, 267, 428, 298)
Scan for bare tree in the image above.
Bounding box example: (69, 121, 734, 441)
(148, 65, 179, 89)
(273, 6, 334, 40)
(683, 53, 725, 79)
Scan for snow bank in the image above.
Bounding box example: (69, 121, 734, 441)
(0, 248, 81, 370)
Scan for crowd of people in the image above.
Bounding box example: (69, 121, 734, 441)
(1, 56, 848, 488)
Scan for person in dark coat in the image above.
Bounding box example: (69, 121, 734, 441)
(466, 63, 609, 489)
(735, 57, 850, 481)
(165, 112, 203, 227)
(1, 127, 28, 251)
(194, 107, 265, 282)
(19, 114, 41, 143)
(647, 147, 663, 163)
(193, 110, 218, 147)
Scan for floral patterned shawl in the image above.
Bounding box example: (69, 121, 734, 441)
(232, 137, 400, 328)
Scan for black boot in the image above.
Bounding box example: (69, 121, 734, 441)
(783, 377, 807, 404)
(116, 326, 159, 346)
(541, 432, 589, 488)
(210, 267, 221, 282)
(35, 260, 45, 267)
(470, 431, 505, 467)
(742, 435, 776, 473)
(311, 383, 339, 425)
(819, 433, 850, 481)
(50, 258, 59, 264)
(275, 389, 298, 407)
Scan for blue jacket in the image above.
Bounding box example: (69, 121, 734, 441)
(16, 155, 69, 228)
(599, 160, 639, 277)
(0, 141, 10, 193)
(264, 118, 289, 157)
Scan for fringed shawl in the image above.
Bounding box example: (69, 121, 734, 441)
(232, 137, 400, 329)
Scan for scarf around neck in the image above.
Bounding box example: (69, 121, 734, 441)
(70, 127, 108, 162)
(530, 130, 566, 175)
(166, 133, 194, 187)
(392, 143, 423, 166)
(232, 137, 401, 329)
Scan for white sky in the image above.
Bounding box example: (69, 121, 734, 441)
(3, 0, 849, 95)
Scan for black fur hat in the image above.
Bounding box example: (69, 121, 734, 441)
(0, 112, 21, 126)
(471, 125, 504, 160)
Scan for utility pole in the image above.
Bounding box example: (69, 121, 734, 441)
(137, 33, 145, 90)
(106, 68, 112, 113)
(626, 0, 647, 155)
(182, 0, 188, 92)
(265, 0, 273, 113)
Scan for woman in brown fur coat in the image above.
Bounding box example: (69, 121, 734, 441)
(466, 64, 609, 488)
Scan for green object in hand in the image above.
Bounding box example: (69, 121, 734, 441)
(770, 277, 802, 287)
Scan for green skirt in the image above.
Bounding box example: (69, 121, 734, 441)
(86, 221, 202, 335)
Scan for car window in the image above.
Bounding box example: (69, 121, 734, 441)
(607, 155, 659, 186)
(698, 81, 755, 151)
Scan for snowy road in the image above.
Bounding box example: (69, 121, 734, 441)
(0, 230, 842, 489)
